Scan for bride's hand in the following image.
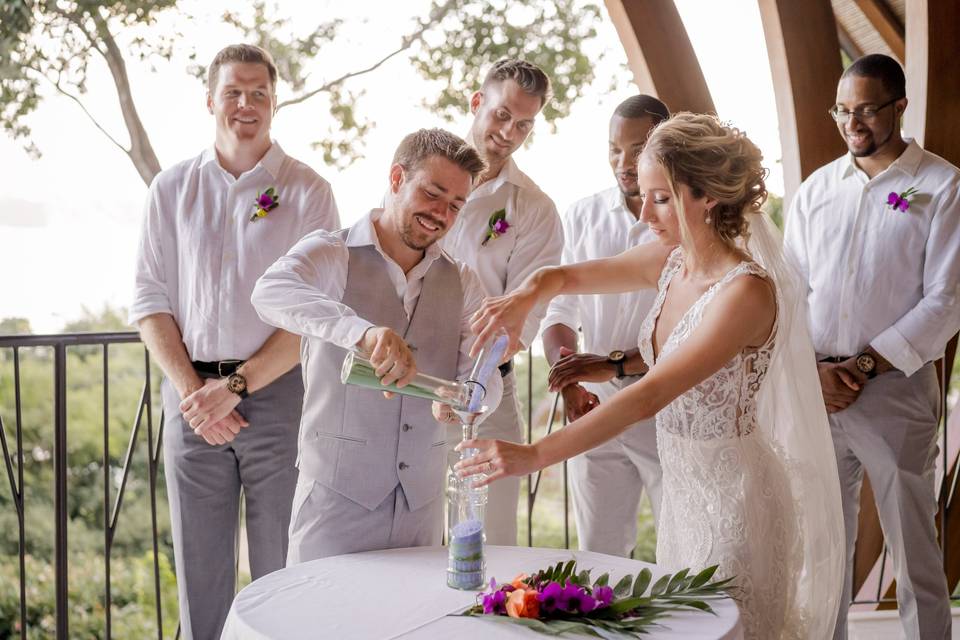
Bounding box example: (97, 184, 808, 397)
(469, 292, 535, 358)
(454, 438, 541, 487)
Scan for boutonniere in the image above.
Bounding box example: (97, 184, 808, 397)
(250, 187, 279, 221)
(886, 186, 918, 212)
(481, 208, 510, 246)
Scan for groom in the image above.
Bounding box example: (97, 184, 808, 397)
(252, 128, 502, 562)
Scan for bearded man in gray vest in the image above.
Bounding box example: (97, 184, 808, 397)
(252, 128, 503, 562)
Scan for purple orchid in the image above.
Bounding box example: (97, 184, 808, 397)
(593, 585, 614, 608)
(481, 208, 509, 246)
(493, 218, 510, 234)
(250, 186, 280, 221)
(258, 193, 275, 208)
(559, 582, 597, 614)
(482, 590, 507, 615)
(886, 186, 918, 212)
(537, 581, 564, 613)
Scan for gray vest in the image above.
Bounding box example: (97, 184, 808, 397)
(297, 230, 463, 511)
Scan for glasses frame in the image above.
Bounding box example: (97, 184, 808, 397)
(828, 96, 903, 124)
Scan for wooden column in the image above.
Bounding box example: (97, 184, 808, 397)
(757, 0, 847, 205)
(603, 0, 715, 114)
(904, 0, 960, 165)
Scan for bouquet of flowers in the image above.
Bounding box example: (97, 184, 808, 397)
(460, 559, 733, 637)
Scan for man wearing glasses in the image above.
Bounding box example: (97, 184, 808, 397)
(785, 53, 960, 640)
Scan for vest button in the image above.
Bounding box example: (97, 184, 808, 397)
(398, 462, 409, 470)
(402, 423, 412, 432)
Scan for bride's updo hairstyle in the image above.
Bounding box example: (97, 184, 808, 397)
(642, 112, 768, 246)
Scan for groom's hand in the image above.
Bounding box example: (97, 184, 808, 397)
(358, 326, 418, 389)
(548, 348, 617, 392)
(818, 362, 863, 413)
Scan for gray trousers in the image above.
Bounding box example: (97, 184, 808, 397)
(446, 371, 522, 546)
(569, 416, 661, 557)
(829, 363, 950, 640)
(161, 366, 302, 640)
(286, 476, 442, 564)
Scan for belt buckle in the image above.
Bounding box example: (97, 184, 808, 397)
(218, 359, 243, 377)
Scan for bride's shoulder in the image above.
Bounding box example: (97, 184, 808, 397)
(711, 269, 777, 345)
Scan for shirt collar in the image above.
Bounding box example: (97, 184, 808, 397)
(841, 138, 923, 180)
(346, 209, 443, 262)
(484, 157, 537, 192)
(200, 140, 284, 180)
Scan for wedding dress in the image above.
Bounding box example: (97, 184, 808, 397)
(637, 215, 845, 639)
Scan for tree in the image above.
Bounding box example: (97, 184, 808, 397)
(1, 0, 602, 184)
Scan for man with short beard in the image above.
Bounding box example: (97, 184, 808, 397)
(441, 59, 563, 545)
(252, 129, 502, 562)
(541, 95, 669, 557)
(785, 53, 960, 640)
(131, 44, 340, 639)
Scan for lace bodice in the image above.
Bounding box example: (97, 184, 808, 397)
(638, 248, 775, 440)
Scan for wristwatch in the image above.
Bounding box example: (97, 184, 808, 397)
(854, 352, 877, 379)
(607, 350, 626, 379)
(226, 372, 250, 398)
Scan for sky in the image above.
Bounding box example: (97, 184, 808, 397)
(0, 0, 782, 333)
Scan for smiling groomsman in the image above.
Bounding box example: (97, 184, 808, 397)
(130, 44, 339, 639)
(441, 59, 564, 545)
(541, 95, 669, 557)
(784, 53, 960, 640)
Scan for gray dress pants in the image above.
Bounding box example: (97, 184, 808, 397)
(829, 363, 950, 640)
(161, 366, 302, 640)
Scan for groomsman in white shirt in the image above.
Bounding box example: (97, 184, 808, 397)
(441, 59, 564, 545)
(784, 53, 960, 640)
(130, 45, 340, 640)
(251, 128, 501, 563)
(541, 95, 669, 557)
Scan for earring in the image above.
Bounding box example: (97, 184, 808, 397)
(705, 211, 712, 224)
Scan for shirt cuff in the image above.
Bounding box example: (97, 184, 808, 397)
(870, 327, 925, 377)
(128, 299, 173, 326)
(338, 317, 376, 351)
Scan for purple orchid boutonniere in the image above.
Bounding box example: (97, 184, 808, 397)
(886, 186, 918, 212)
(481, 208, 510, 246)
(250, 187, 279, 221)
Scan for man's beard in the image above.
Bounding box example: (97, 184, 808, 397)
(399, 214, 444, 251)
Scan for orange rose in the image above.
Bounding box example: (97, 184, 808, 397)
(506, 588, 541, 619)
(511, 573, 530, 590)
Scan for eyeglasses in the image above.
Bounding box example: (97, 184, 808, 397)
(828, 97, 902, 124)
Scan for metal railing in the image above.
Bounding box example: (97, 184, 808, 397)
(0, 332, 165, 640)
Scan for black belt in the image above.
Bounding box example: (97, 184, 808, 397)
(498, 360, 513, 377)
(192, 359, 245, 376)
(819, 356, 851, 364)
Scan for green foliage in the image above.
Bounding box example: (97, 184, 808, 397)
(409, 0, 600, 128)
(763, 192, 784, 230)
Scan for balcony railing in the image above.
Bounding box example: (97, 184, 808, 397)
(0, 331, 955, 638)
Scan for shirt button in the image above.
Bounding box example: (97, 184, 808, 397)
(398, 462, 409, 470)
(402, 423, 412, 432)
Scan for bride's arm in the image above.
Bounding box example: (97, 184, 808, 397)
(459, 274, 776, 484)
(470, 241, 674, 356)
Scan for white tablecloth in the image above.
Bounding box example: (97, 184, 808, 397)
(221, 545, 743, 639)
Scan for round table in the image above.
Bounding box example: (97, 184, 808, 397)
(221, 545, 743, 639)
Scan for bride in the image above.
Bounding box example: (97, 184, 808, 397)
(456, 113, 845, 638)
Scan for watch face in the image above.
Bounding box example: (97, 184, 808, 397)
(856, 354, 876, 374)
(227, 373, 247, 394)
(609, 350, 626, 362)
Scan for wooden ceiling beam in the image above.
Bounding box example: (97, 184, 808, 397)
(853, 0, 906, 61)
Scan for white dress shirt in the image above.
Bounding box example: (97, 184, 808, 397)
(440, 157, 563, 347)
(784, 139, 960, 376)
(542, 187, 659, 401)
(251, 209, 502, 407)
(129, 142, 340, 362)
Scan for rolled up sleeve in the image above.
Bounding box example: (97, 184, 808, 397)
(129, 181, 174, 326)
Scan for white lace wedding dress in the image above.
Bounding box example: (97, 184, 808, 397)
(638, 248, 801, 638)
